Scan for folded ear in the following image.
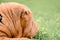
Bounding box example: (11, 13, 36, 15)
(21, 11, 38, 38)
(20, 9, 33, 37)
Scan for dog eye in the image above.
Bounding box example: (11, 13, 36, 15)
(0, 14, 2, 22)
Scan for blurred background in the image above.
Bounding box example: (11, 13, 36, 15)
(0, 0, 60, 40)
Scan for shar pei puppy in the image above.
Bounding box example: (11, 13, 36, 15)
(0, 2, 38, 40)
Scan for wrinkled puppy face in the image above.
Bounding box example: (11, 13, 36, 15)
(0, 2, 38, 38)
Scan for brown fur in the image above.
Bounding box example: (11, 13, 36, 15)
(0, 2, 38, 40)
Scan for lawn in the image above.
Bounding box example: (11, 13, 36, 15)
(0, 0, 60, 40)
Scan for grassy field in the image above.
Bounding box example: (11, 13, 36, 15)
(0, 0, 60, 40)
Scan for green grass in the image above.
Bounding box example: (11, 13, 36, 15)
(0, 0, 60, 40)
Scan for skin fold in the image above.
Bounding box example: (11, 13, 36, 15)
(0, 2, 38, 40)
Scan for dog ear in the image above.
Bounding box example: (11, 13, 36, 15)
(21, 10, 37, 38)
(20, 9, 32, 36)
(20, 9, 32, 27)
